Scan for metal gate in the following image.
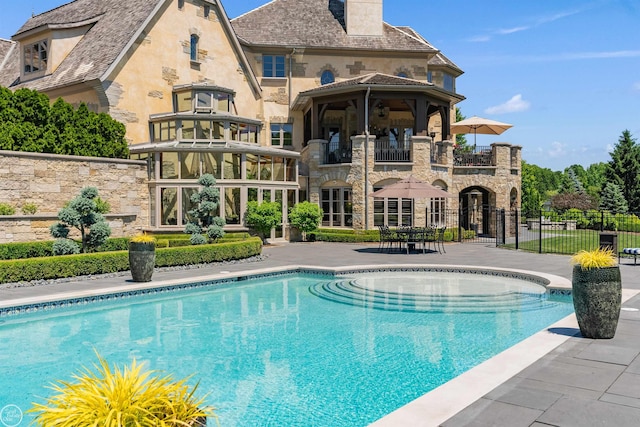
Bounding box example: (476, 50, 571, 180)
(427, 207, 502, 245)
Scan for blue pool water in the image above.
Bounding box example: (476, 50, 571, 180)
(0, 271, 573, 426)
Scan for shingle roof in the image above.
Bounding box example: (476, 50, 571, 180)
(301, 72, 433, 95)
(396, 26, 463, 74)
(231, 0, 438, 53)
(0, 0, 163, 91)
(0, 39, 19, 87)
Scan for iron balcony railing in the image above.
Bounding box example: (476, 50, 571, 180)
(375, 137, 411, 162)
(453, 145, 493, 166)
(324, 141, 353, 164)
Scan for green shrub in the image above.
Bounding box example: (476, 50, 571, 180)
(0, 241, 55, 260)
(0, 238, 262, 283)
(21, 203, 38, 215)
(0, 203, 15, 215)
(52, 238, 80, 255)
(289, 201, 323, 241)
(245, 201, 281, 243)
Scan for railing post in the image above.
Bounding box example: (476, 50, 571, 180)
(514, 209, 519, 250)
(538, 211, 543, 254)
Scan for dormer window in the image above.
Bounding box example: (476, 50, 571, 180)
(24, 40, 48, 74)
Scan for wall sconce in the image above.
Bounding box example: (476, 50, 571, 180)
(377, 104, 386, 118)
(429, 131, 436, 140)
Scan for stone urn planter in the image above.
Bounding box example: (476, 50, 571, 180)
(129, 235, 156, 282)
(571, 249, 622, 339)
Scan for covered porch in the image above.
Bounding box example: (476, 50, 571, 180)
(292, 73, 464, 165)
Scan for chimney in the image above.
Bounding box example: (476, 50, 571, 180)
(345, 0, 383, 37)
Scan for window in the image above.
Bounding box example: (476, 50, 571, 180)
(427, 71, 432, 83)
(203, 5, 210, 18)
(443, 73, 454, 91)
(263, 55, 285, 78)
(271, 123, 293, 146)
(190, 34, 199, 62)
(152, 121, 177, 142)
(178, 0, 184, 9)
(24, 40, 47, 73)
(397, 72, 408, 78)
(321, 188, 353, 227)
(320, 70, 335, 85)
(430, 198, 446, 227)
(373, 184, 413, 227)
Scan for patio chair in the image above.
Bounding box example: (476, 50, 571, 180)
(378, 225, 402, 252)
(404, 227, 426, 254)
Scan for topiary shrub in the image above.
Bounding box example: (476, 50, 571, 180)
(50, 187, 111, 253)
(184, 174, 225, 245)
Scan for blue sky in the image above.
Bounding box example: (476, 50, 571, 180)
(2, 0, 639, 172)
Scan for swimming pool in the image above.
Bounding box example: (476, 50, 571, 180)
(0, 268, 573, 426)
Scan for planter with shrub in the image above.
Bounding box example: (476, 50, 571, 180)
(571, 248, 622, 339)
(129, 234, 156, 282)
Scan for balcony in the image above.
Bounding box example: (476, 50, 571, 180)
(375, 137, 411, 163)
(324, 140, 352, 164)
(453, 146, 493, 167)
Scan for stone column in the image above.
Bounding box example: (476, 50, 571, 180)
(305, 139, 327, 205)
(350, 134, 371, 230)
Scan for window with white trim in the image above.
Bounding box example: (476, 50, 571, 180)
(24, 40, 47, 73)
(321, 187, 353, 227)
(271, 123, 293, 146)
(263, 55, 285, 78)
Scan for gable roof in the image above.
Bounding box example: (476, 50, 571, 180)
(395, 26, 463, 75)
(231, 0, 438, 54)
(1, 0, 261, 97)
(3, 0, 163, 92)
(0, 39, 19, 87)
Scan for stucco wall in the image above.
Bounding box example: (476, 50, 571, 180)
(104, 0, 262, 145)
(0, 150, 148, 243)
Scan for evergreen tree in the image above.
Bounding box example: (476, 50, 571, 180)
(50, 187, 111, 254)
(605, 130, 640, 212)
(599, 182, 628, 214)
(0, 87, 129, 158)
(454, 108, 468, 148)
(184, 174, 225, 245)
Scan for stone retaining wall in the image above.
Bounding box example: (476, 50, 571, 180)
(0, 150, 148, 243)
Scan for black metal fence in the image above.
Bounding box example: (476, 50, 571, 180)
(503, 209, 640, 256)
(428, 208, 640, 256)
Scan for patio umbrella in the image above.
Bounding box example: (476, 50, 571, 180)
(369, 175, 454, 199)
(449, 116, 513, 149)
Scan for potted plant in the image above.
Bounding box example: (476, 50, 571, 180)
(570, 248, 622, 339)
(129, 233, 156, 282)
(30, 352, 215, 426)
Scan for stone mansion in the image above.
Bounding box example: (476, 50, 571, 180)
(0, 0, 520, 241)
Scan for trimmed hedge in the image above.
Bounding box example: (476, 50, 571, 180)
(0, 238, 262, 284)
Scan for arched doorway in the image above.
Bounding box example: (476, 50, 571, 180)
(459, 186, 494, 237)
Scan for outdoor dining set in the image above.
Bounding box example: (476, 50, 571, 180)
(378, 225, 447, 254)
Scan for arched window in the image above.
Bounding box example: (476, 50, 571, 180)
(321, 70, 335, 85)
(190, 34, 199, 62)
(397, 72, 408, 78)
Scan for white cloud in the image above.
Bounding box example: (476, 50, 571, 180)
(484, 94, 531, 114)
(497, 26, 529, 35)
(467, 35, 491, 42)
(548, 141, 568, 158)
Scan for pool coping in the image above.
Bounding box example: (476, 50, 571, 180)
(0, 263, 618, 427)
(0, 264, 572, 314)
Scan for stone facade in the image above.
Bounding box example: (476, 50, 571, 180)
(0, 150, 148, 243)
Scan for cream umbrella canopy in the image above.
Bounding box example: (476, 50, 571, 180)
(449, 116, 513, 149)
(369, 175, 454, 199)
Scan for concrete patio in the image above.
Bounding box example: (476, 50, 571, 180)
(1, 241, 639, 426)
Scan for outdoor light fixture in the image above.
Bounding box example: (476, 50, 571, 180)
(377, 104, 385, 118)
(429, 131, 436, 140)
